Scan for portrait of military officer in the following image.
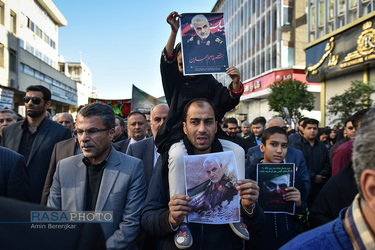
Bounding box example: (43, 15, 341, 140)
(190, 155, 238, 214)
(182, 13, 228, 73)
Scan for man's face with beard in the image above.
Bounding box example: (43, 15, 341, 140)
(193, 19, 210, 40)
(24, 91, 50, 118)
(183, 101, 217, 155)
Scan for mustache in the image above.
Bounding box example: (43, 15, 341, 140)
(80, 142, 90, 148)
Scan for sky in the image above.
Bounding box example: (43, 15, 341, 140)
(53, 0, 218, 100)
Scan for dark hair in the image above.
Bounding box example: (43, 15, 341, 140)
(183, 98, 216, 122)
(344, 116, 353, 127)
(127, 111, 147, 122)
(302, 118, 319, 128)
(352, 109, 369, 130)
(78, 103, 115, 129)
(298, 117, 308, 125)
(261, 127, 289, 145)
(26, 85, 51, 102)
(318, 128, 330, 138)
(225, 117, 238, 127)
(251, 116, 266, 126)
(175, 42, 182, 55)
(115, 116, 125, 128)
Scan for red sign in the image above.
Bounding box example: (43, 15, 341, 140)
(243, 69, 315, 96)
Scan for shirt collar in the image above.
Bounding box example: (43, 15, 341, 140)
(82, 147, 112, 169)
(345, 194, 375, 249)
(21, 116, 47, 132)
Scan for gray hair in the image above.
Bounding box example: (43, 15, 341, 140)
(0, 109, 17, 120)
(241, 121, 250, 127)
(266, 117, 285, 128)
(191, 14, 208, 26)
(58, 112, 74, 123)
(78, 103, 115, 129)
(352, 108, 375, 193)
(203, 155, 221, 170)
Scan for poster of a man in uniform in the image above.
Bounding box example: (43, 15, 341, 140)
(184, 151, 240, 224)
(180, 13, 229, 75)
(256, 163, 295, 215)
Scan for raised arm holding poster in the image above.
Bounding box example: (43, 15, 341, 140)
(184, 151, 240, 224)
(180, 13, 229, 75)
(256, 163, 296, 215)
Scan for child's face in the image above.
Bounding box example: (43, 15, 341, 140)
(177, 51, 183, 73)
(260, 133, 288, 163)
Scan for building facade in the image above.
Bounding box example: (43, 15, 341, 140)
(0, 0, 77, 116)
(59, 59, 92, 107)
(306, 6, 375, 127)
(212, 0, 321, 125)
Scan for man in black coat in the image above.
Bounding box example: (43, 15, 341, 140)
(1, 85, 71, 203)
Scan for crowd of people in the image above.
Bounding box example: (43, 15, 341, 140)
(0, 11, 374, 250)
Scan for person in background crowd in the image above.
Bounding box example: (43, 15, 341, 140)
(0, 109, 17, 141)
(281, 108, 375, 250)
(113, 116, 127, 142)
(114, 111, 147, 154)
(317, 128, 331, 151)
(288, 117, 308, 145)
(56, 112, 75, 135)
(329, 116, 354, 163)
(290, 118, 331, 208)
(331, 109, 368, 176)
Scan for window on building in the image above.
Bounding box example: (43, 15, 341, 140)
(311, 6, 316, 30)
(329, 0, 335, 20)
(35, 26, 42, 38)
(10, 11, 16, 34)
(27, 17, 35, 31)
(350, 0, 357, 9)
(338, 0, 345, 15)
(34, 71, 44, 81)
(44, 33, 49, 44)
(50, 39, 55, 49)
(319, 0, 324, 27)
(0, 1, 4, 25)
(283, 6, 293, 26)
(23, 64, 34, 76)
(363, 3, 373, 15)
(9, 49, 16, 72)
(0, 43, 4, 67)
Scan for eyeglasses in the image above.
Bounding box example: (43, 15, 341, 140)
(23, 96, 42, 105)
(75, 128, 110, 136)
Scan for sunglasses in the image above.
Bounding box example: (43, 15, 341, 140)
(23, 96, 43, 105)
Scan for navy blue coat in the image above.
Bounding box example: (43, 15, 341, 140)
(0, 146, 30, 201)
(246, 145, 311, 203)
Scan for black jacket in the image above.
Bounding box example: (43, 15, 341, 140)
(141, 137, 264, 250)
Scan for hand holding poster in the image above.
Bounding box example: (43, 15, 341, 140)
(256, 163, 296, 215)
(180, 13, 229, 75)
(185, 151, 240, 224)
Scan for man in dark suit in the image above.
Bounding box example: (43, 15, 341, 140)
(0, 146, 30, 201)
(114, 111, 147, 154)
(127, 104, 169, 187)
(1, 85, 71, 203)
(40, 137, 80, 205)
(0, 196, 106, 250)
